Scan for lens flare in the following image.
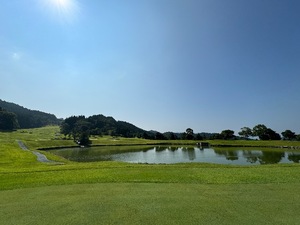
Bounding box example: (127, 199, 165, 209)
(40, 0, 80, 23)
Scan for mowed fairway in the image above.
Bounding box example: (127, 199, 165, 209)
(0, 183, 299, 225)
(1, 127, 300, 224)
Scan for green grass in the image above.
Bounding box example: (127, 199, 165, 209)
(1, 126, 300, 224)
(1, 183, 299, 225)
(1, 162, 300, 190)
(5, 126, 300, 150)
(209, 139, 300, 147)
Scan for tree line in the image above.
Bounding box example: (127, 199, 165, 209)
(60, 114, 300, 146)
(180, 125, 299, 141)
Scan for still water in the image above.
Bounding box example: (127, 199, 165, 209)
(49, 145, 300, 165)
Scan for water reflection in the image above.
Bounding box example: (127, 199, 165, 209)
(288, 153, 300, 163)
(49, 146, 300, 165)
(242, 150, 261, 164)
(242, 150, 286, 164)
(259, 151, 285, 164)
(182, 147, 196, 160)
(214, 150, 238, 161)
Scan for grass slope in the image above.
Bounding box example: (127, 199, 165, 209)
(1, 126, 300, 224)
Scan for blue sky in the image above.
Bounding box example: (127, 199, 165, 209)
(1, 0, 300, 134)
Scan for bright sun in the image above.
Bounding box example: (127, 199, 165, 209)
(51, 0, 71, 8)
(40, 0, 80, 23)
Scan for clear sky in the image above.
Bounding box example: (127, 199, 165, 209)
(1, 0, 300, 134)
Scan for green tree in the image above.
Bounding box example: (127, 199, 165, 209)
(252, 124, 268, 138)
(60, 123, 71, 138)
(252, 124, 268, 140)
(260, 128, 281, 140)
(60, 116, 92, 145)
(155, 132, 166, 140)
(0, 110, 19, 130)
(220, 130, 235, 140)
(195, 133, 203, 140)
(252, 124, 281, 140)
(238, 127, 252, 139)
(73, 120, 92, 145)
(186, 128, 194, 140)
(164, 132, 177, 140)
(281, 130, 296, 140)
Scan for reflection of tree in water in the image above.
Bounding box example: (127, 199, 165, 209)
(70, 148, 90, 162)
(258, 151, 284, 164)
(155, 146, 167, 152)
(214, 150, 238, 161)
(288, 153, 300, 163)
(242, 150, 261, 164)
(167, 146, 178, 152)
(182, 147, 196, 160)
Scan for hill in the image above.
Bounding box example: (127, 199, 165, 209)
(0, 99, 61, 129)
(61, 114, 148, 139)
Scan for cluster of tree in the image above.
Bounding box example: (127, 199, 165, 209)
(238, 124, 300, 141)
(60, 114, 148, 145)
(60, 116, 211, 145)
(0, 99, 61, 129)
(144, 129, 205, 141)
(0, 107, 19, 131)
(173, 125, 300, 141)
(60, 115, 300, 145)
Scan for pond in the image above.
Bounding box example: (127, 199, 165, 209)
(48, 145, 300, 165)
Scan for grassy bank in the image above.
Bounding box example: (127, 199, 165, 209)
(1, 126, 300, 224)
(6, 126, 300, 150)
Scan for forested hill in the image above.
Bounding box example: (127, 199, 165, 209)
(61, 114, 147, 138)
(0, 99, 61, 129)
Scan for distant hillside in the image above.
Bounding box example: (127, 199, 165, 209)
(61, 114, 217, 141)
(0, 99, 61, 129)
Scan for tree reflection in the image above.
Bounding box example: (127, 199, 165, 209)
(288, 153, 300, 163)
(167, 146, 178, 151)
(242, 150, 261, 164)
(182, 147, 196, 160)
(214, 150, 238, 161)
(258, 151, 284, 164)
(155, 146, 167, 152)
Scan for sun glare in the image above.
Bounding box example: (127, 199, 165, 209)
(40, 0, 80, 23)
(51, 0, 72, 9)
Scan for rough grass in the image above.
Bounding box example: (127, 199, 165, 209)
(1, 126, 300, 224)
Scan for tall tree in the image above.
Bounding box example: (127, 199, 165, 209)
(252, 124, 268, 139)
(0, 110, 19, 130)
(220, 130, 235, 140)
(281, 130, 296, 140)
(260, 128, 281, 140)
(60, 116, 92, 145)
(186, 128, 194, 140)
(253, 124, 281, 140)
(238, 127, 252, 139)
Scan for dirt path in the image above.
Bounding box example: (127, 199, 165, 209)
(17, 140, 61, 164)
(17, 140, 28, 151)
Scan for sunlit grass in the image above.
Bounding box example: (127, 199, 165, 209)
(1, 183, 299, 225)
(1, 126, 300, 224)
